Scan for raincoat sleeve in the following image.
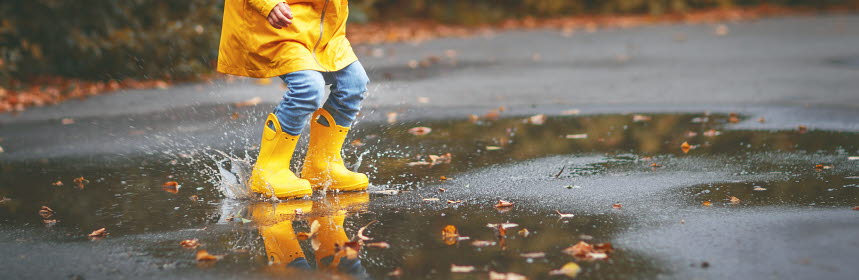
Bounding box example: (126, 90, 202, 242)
(248, 0, 283, 17)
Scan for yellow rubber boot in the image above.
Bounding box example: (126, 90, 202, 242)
(249, 114, 313, 199)
(250, 201, 313, 266)
(312, 212, 350, 270)
(301, 109, 369, 192)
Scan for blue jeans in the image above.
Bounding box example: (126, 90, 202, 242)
(274, 61, 369, 136)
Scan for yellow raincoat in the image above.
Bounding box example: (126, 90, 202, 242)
(217, 0, 358, 78)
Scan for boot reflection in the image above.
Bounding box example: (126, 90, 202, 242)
(312, 192, 370, 278)
(250, 200, 313, 272)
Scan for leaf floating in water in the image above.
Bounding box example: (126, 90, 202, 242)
(703, 129, 721, 137)
(88, 228, 107, 238)
(495, 200, 514, 208)
(162, 181, 180, 193)
(681, 141, 692, 154)
(549, 262, 581, 278)
(814, 164, 833, 171)
(729, 196, 741, 204)
(407, 126, 432, 136)
(73, 177, 89, 189)
(39, 206, 54, 219)
(518, 228, 530, 238)
(180, 239, 201, 249)
(423, 198, 440, 201)
(728, 113, 740, 124)
(753, 186, 767, 191)
(386, 112, 398, 124)
(195, 250, 223, 262)
(486, 146, 502, 151)
(451, 264, 476, 273)
(702, 201, 712, 207)
(562, 241, 614, 261)
(612, 203, 623, 209)
(442, 225, 459, 245)
(51, 181, 63, 186)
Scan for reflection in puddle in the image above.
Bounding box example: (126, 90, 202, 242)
(1, 113, 857, 278)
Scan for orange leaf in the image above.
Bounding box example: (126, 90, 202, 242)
(195, 250, 222, 262)
(702, 201, 712, 207)
(162, 181, 180, 194)
(612, 203, 623, 209)
(180, 239, 201, 249)
(681, 141, 692, 154)
(88, 228, 107, 238)
(39, 206, 54, 219)
(442, 225, 459, 245)
(73, 177, 89, 189)
(495, 200, 514, 208)
(729, 196, 741, 204)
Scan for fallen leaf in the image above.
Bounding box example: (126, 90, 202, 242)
(442, 225, 458, 245)
(407, 126, 432, 136)
(556, 210, 575, 218)
(180, 239, 201, 249)
(681, 141, 692, 154)
(729, 196, 741, 204)
(468, 114, 480, 123)
(797, 125, 808, 133)
(88, 228, 107, 238)
(39, 206, 54, 219)
(549, 262, 581, 278)
(566, 133, 588, 139)
(563, 241, 614, 261)
(357, 220, 377, 241)
(527, 114, 546, 125)
(428, 153, 452, 166)
(162, 181, 180, 194)
(189, 195, 199, 201)
(702, 201, 712, 207)
(518, 228, 530, 238)
(61, 118, 75, 125)
(447, 200, 463, 204)
(386, 112, 398, 124)
(495, 200, 514, 208)
(234, 97, 262, 107)
(728, 113, 740, 124)
(632, 114, 651, 122)
(651, 163, 663, 168)
(753, 186, 767, 191)
(471, 240, 497, 247)
(439, 176, 448, 181)
(451, 264, 476, 273)
(703, 129, 721, 137)
(519, 252, 546, 258)
(814, 164, 833, 171)
(486, 146, 502, 151)
(561, 109, 581, 115)
(195, 250, 222, 262)
(684, 131, 699, 138)
(563, 241, 593, 257)
(612, 203, 623, 209)
(489, 271, 527, 280)
(367, 242, 390, 249)
(73, 177, 89, 189)
(423, 198, 440, 201)
(484, 110, 501, 121)
(438, 188, 446, 192)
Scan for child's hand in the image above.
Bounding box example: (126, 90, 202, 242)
(267, 2, 293, 29)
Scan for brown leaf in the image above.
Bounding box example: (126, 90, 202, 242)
(73, 177, 89, 189)
(195, 250, 222, 262)
(681, 141, 692, 154)
(612, 203, 623, 209)
(451, 264, 476, 273)
(729, 196, 741, 204)
(447, 200, 463, 204)
(442, 225, 459, 245)
(407, 126, 432, 136)
(438, 188, 446, 192)
(88, 228, 107, 238)
(39, 206, 54, 219)
(162, 181, 180, 194)
(562, 241, 593, 258)
(357, 220, 377, 241)
(51, 181, 63, 186)
(518, 228, 530, 238)
(495, 200, 514, 208)
(429, 153, 452, 166)
(180, 239, 201, 249)
(814, 164, 833, 171)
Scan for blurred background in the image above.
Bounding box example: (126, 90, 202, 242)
(1, 0, 857, 112)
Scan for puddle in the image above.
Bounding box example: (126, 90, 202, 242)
(1, 113, 857, 278)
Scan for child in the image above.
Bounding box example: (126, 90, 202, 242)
(218, 0, 369, 199)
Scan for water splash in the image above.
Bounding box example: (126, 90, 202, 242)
(211, 150, 254, 200)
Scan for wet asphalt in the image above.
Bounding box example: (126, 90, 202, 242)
(1, 14, 859, 280)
